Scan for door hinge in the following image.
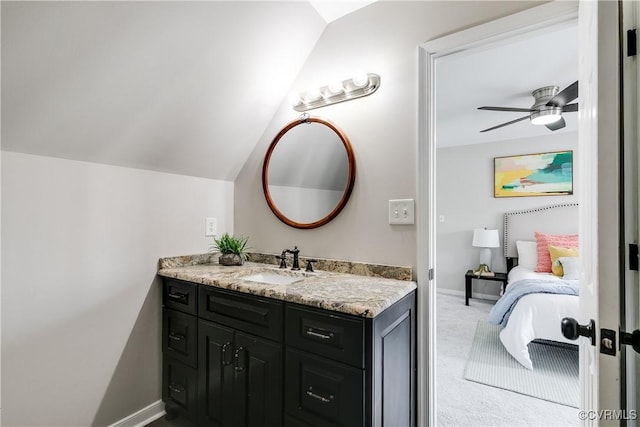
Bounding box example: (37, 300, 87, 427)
(628, 29, 637, 57)
(629, 243, 639, 271)
(428, 268, 434, 280)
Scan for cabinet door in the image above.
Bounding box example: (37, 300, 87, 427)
(198, 320, 235, 427)
(234, 331, 283, 427)
(285, 348, 363, 427)
(163, 308, 197, 368)
(163, 358, 198, 421)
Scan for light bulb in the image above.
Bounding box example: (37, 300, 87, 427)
(304, 86, 322, 103)
(351, 72, 369, 88)
(327, 81, 344, 95)
(530, 108, 562, 125)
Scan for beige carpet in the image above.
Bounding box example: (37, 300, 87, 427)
(436, 292, 579, 426)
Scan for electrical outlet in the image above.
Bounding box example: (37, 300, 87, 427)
(205, 217, 217, 237)
(389, 199, 415, 225)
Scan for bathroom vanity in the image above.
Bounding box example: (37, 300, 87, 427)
(158, 254, 417, 427)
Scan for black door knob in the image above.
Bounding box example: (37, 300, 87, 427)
(561, 317, 595, 346)
(621, 329, 640, 354)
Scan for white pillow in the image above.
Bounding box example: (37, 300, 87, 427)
(516, 240, 537, 270)
(559, 256, 580, 280)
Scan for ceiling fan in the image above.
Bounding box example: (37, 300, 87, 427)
(478, 81, 578, 133)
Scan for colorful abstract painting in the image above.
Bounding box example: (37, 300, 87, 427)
(494, 151, 573, 198)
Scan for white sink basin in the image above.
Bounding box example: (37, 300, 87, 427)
(240, 272, 303, 285)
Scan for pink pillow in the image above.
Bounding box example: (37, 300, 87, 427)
(535, 232, 579, 272)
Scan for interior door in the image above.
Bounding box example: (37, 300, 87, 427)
(623, 1, 640, 424)
(574, 1, 625, 422)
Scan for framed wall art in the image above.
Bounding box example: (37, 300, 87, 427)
(494, 150, 573, 198)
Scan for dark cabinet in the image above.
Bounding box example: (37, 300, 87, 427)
(161, 277, 416, 427)
(285, 348, 364, 427)
(284, 293, 416, 427)
(198, 320, 282, 427)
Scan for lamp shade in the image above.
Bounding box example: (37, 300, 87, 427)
(472, 228, 500, 248)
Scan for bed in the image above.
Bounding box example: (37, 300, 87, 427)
(488, 203, 580, 370)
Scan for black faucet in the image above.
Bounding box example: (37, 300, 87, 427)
(275, 250, 288, 269)
(285, 246, 300, 270)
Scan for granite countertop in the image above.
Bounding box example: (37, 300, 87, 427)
(157, 255, 417, 318)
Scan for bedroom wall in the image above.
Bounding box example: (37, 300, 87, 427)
(1, 152, 233, 426)
(436, 131, 578, 298)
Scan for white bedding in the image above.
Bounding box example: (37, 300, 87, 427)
(498, 266, 579, 370)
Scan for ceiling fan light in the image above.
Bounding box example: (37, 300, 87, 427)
(530, 108, 562, 126)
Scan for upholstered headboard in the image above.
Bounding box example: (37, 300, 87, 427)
(503, 203, 579, 270)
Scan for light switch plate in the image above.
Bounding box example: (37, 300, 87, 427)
(205, 217, 217, 237)
(389, 199, 415, 225)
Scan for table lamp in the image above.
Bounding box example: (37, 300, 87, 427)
(472, 228, 500, 272)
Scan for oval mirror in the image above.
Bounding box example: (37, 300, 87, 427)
(262, 117, 356, 229)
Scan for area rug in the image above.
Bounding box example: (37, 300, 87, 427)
(463, 320, 579, 408)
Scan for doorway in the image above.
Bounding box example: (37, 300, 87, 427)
(415, 2, 609, 426)
(434, 12, 579, 427)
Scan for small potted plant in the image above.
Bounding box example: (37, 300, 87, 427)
(211, 233, 250, 266)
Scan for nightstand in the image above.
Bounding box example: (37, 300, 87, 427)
(465, 270, 508, 306)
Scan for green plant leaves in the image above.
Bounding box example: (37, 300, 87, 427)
(211, 233, 250, 260)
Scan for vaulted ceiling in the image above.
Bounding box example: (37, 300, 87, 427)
(1, 2, 327, 181)
(2, 1, 574, 181)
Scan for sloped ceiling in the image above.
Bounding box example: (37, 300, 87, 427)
(309, 1, 377, 23)
(1, 1, 326, 181)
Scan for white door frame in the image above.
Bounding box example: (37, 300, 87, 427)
(622, 0, 639, 423)
(416, 2, 616, 425)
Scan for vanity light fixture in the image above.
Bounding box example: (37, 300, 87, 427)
(291, 72, 380, 112)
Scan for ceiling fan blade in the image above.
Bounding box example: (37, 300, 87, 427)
(480, 115, 530, 133)
(562, 103, 578, 112)
(547, 81, 578, 107)
(545, 117, 566, 131)
(478, 106, 534, 113)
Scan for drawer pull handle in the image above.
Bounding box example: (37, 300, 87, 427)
(167, 291, 188, 302)
(234, 347, 247, 371)
(169, 384, 185, 394)
(306, 389, 334, 403)
(306, 328, 334, 340)
(168, 333, 184, 341)
(221, 342, 233, 366)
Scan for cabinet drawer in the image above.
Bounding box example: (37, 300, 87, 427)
(285, 349, 363, 427)
(199, 286, 283, 341)
(163, 279, 197, 315)
(163, 308, 197, 368)
(286, 304, 364, 368)
(163, 358, 198, 420)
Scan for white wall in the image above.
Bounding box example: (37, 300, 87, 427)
(1, 151, 233, 426)
(436, 131, 578, 297)
(234, 0, 542, 273)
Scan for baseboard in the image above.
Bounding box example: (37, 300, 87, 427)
(437, 287, 500, 302)
(108, 400, 165, 427)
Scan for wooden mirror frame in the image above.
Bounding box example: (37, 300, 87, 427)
(262, 116, 356, 229)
